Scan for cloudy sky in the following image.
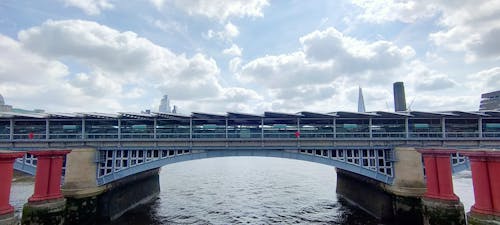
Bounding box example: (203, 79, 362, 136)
(0, 0, 499, 114)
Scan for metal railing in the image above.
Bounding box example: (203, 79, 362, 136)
(3, 131, 500, 141)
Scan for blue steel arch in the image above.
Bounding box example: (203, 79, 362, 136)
(10, 147, 470, 185)
(96, 147, 396, 186)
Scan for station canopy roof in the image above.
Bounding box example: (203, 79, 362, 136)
(227, 112, 263, 119)
(153, 112, 191, 119)
(119, 112, 157, 119)
(1, 110, 500, 120)
(442, 111, 489, 117)
(0, 111, 49, 119)
(406, 111, 457, 118)
(331, 111, 379, 118)
(264, 111, 301, 118)
(481, 110, 500, 117)
(79, 112, 119, 119)
(299, 111, 336, 118)
(191, 112, 227, 120)
(49, 112, 80, 118)
(371, 111, 412, 118)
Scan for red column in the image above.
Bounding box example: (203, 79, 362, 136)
(28, 150, 71, 202)
(418, 149, 459, 201)
(462, 151, 500, 217)
(0, 151, 25, 215)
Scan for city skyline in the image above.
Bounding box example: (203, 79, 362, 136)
(1, 1, 499, 114)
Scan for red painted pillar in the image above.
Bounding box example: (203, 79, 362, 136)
(0, 151, 25, 215)
(418, 149, 459, 201)
(28, 150, 71, 202)
(462, 151, 500, 217)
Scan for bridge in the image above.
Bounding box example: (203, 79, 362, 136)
(1, 110, 500, 225)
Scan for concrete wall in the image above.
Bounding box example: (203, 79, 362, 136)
(97, 168, 160, 222)
(336, 169, 423, 224)
(62, 147, 160, 224)
(336, 147, 427, 224)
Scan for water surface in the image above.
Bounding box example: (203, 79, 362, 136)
(11, 157, 474, 224)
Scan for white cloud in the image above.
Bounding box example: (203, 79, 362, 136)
(205, 22, 240, 41)
(69, 72, 122, 97)
(300, 27, 415, 72)
(0, 34, 123, 112)
(151, 0, 269, 21)
(238, 27, 415, 89)
(222, 44, 242, 56)
(229, 57, 242, 73)
(151, 19, 187, 34)
(403, 61, 457, 91)
(0, 35, 68, 85)
(238, 52, 333, 88)
(351, 0, 437, 23)
(352, 0, 500, 60)
(2, 19, 264, 113)
(62, 0, 113, 15)
(232, 27, 421, 112)
(467, 67, 500, 93)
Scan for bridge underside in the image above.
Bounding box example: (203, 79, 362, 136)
(11, 145, 470, 186)
(95, 148, 395, 185)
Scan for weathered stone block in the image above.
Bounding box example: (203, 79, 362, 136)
(421, 197, 466, 225)
(21, 199, 66, 225)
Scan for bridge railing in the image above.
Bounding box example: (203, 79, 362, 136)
(409, 132, 443, 138)
(483, 132, 500, 137)
(335, 132, 370, 138)
(4, 130, 500, 141)
(121, 133, 155, 139)
(228, 133, 262, 138)
(263, 132, 297, 138)
(372, 132, 406, 138)
(49, 134, 82, 139)
(13, 133, 46, 139)
(192, 133, 226, 138)
(85, 133, 119, 139)
(299, 132, 334, 138)
(156, 133, 190, 139)
(445, 132, 480, 138)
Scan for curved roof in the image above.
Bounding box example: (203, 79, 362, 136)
(1, 110, 500, 120)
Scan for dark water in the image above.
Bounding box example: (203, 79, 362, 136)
(11, 157, 474, 225)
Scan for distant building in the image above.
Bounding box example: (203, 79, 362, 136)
(159, 95, 171, 113)
(357, 87, 366, 113)
(480, 90, 500, 110)
(393, 82, 407, 112)
(172, 105, 178, 114)
(0, 94, 13, 112)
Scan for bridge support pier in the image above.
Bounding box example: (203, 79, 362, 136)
(62, 148, 105, 225)
(336, 147, 426, 225)
(0, 151, 25, 225)
(462, 151, 500, 225)
(96, 168, 160, 221)
(22, 150, 71, 225)
(418, 149, 465, 225)
(62, 148, 160, 224)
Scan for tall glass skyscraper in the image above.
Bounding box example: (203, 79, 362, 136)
(159, 95, 171, 113)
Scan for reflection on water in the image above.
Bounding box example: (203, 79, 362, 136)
(11, 157, 475, 224)
(10, 180, 33, 216)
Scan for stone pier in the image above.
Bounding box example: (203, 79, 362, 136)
(62, 147, 160, 224)
(336, 147, 426, 225)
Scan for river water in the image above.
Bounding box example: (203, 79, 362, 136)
(10, 157, 474, 225)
